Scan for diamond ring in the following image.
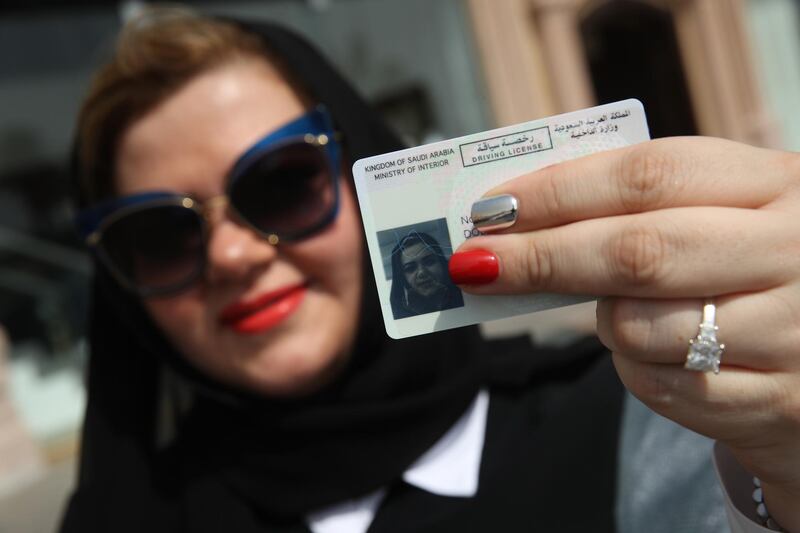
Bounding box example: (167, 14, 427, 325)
(684, 299, 725, 374)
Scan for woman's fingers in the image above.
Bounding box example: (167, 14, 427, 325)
(609, 356, 798, 446)
(595, 286, 800, 371)
(452, 207, 793, 297)
(474, 137, 792, 234)
(466, 136, 800, 523)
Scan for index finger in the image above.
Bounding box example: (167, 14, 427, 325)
(473, 137, 788, 234)
(451, 207, 790, 298)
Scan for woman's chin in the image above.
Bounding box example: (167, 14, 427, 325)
(235, 344, 350, 398)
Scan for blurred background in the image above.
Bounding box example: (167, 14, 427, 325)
(0, 0, 799, 531)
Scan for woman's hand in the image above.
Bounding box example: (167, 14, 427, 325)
(449, 136, 800, 530)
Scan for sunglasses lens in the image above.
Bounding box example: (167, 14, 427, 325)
(229, 142, 335, 239)
(99, 204, 204, 293)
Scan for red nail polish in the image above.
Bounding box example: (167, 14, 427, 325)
(448, 249, 499, 285)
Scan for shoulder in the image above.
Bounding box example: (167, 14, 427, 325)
(474, 338, 624, 531)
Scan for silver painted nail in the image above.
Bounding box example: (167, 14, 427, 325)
(471, 194, 518, 232)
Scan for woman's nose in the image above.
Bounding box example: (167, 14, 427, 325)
(205, 218, 277, 285)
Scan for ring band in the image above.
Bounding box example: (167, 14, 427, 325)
(684, 299, 725, 374)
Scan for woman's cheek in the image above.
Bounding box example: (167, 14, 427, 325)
(313, 186, 364, 289)
(144, 292, 208, 345)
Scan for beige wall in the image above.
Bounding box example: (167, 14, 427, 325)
(466, 0, 776, 147)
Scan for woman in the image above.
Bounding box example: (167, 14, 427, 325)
(389, 232, 464, 319)
(61, 7, 799, 533)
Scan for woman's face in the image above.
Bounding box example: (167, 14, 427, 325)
(400, 242, 446, 297)
(114, 58, 363, 396)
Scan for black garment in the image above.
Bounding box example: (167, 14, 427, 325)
(181, 338, 624, 533)
(60, 18, 624, 533)
(368, 348, 623, 533)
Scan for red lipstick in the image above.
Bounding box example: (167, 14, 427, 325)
(219, 283, 307, 334)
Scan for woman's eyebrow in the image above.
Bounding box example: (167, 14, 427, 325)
(184, 189, 223, 202)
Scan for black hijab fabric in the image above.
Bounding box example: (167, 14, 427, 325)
(60, 19, 620, 533)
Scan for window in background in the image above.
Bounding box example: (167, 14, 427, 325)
(580, 1, 698, 139)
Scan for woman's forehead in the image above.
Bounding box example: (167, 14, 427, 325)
(400, 242, 434, 262)
(114, 59, 306, 197)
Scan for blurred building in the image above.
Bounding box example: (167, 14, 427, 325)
(0, 326, 45, 500)
(0, 0, 798, 531)
(467, 0, 800, 149)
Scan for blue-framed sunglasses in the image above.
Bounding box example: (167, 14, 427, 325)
(77, 106, 341, 297)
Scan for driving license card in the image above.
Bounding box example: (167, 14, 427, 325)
(352, 99, 650, 339)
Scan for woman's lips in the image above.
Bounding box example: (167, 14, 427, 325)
(219, 283, 307, 335)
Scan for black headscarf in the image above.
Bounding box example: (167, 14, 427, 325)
(60, 18, 613, 533)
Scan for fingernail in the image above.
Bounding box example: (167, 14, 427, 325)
(471, 194, 518, 231)
(448, 249, 499, 285)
